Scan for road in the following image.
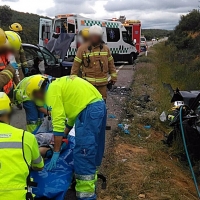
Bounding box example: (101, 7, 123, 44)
(11, 64, 134, 130)
(146, 37, 168, 48)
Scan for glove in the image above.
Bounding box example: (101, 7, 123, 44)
(10, 62, 18, 70)
(46, 151, 60, 171)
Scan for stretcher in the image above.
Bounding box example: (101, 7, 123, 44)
(30, 117, 75, 200)
(31, 134, 75, 200)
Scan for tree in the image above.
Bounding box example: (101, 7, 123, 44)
(169, 9, 200, 50)
(0, 5, 13, 27)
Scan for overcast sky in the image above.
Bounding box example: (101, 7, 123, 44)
(0, 0, 199, 29)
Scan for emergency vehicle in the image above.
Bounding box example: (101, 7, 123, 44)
(39, 14, 138, 64)
(122, 20, 141, 52)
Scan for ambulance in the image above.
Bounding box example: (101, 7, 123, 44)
(39, 14, 138, 64)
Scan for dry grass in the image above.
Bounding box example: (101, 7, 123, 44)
(99, 46, 199, 200)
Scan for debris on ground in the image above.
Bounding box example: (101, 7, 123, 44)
(144, 125, 151, 129)
(108, 86, 131, 96)
(108, 114, 116, 119)
(138, 194, 146, 198)
(118, 123, 130, 134)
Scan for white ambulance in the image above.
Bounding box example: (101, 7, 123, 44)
(39, 14, 138, 64)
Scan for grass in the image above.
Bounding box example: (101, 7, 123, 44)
(99, 44, 199, 200)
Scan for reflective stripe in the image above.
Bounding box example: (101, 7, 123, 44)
(75, 174, 95, 181)
(5, 70, 13, 78)
(0, 142, 22, 149)
(32, 155, 42, 164)
(108, 56, 113, 61)
(111, 73, 117, 77)
(83, 77, 108, 83)
(76, 191, 95, 198)
(2, 70, 13, 79)
(83, 52, 108, 57)
(27, 120, 38, 125)
(74, 56, 82, 63)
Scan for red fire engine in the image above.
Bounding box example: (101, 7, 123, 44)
(123, 20, 141, 53)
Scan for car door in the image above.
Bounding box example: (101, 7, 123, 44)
(23, 45, 44, 75)
(23, 44, 62, 77)
(38, 46, 62, 77)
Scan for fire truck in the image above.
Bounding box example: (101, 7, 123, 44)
(123, 20, 141, 52)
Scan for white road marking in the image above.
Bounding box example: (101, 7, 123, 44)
(108, 64, 124, 81)
(116, 65, 124, 73)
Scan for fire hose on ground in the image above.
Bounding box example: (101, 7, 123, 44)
(179, 106, 200, 199)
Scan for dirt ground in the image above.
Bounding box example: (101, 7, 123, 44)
(98, 52, 199, 200)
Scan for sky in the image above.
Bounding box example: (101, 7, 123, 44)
(0, 0, 199, 29)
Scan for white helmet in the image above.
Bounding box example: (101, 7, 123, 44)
(89, 25, 103, 36)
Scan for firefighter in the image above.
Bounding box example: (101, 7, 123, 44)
(0, 28, 16, 97)
(0, 92, 44, 200)
(5, 31, 22, 85)
(14, 75, 51, 134)
(9, 23, 28, 80)
(26, 75, 107, 200)
(71, 25, 117, 101)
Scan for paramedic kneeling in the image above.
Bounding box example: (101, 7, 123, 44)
(27, 75, 107, 200)
(0, 92, 44, 200)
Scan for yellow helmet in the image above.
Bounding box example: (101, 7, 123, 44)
(81, 28, 89, 39)
(9, 23, 23, 32)
(0, 92, 11, 115)
(26, 75, 48, 99)
(0, 28, 10, 49)
(5, 31, 22, 51)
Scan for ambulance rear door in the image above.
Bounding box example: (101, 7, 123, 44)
(39, 18, 53, 46)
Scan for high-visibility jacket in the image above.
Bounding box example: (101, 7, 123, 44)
(0, 55, 14, 95)
(14, 75, 53, 106)
(0, 122, 44, 200)
(71, 42, 117, 86)
(46, 76, 102, 135)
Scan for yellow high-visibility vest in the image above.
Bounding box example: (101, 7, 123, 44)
(0, 123, 31, 200)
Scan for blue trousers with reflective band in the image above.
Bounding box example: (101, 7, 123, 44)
(23, 100, 44, 134)
(74, 100, 107, 200)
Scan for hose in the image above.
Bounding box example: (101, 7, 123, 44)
(179, 106, 200, 198)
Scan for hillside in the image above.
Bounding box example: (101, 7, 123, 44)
(142, 29, 171, 40)
(0, 5, 49, 44)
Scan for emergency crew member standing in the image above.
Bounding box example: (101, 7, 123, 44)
(0, 92, 44, 200)
(0, 28, 16, 96)
(9, 23, 28, 79)
(5, 30, 23, 85)
(71, 25, 117, 100)
(26, 75, 107, 200)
